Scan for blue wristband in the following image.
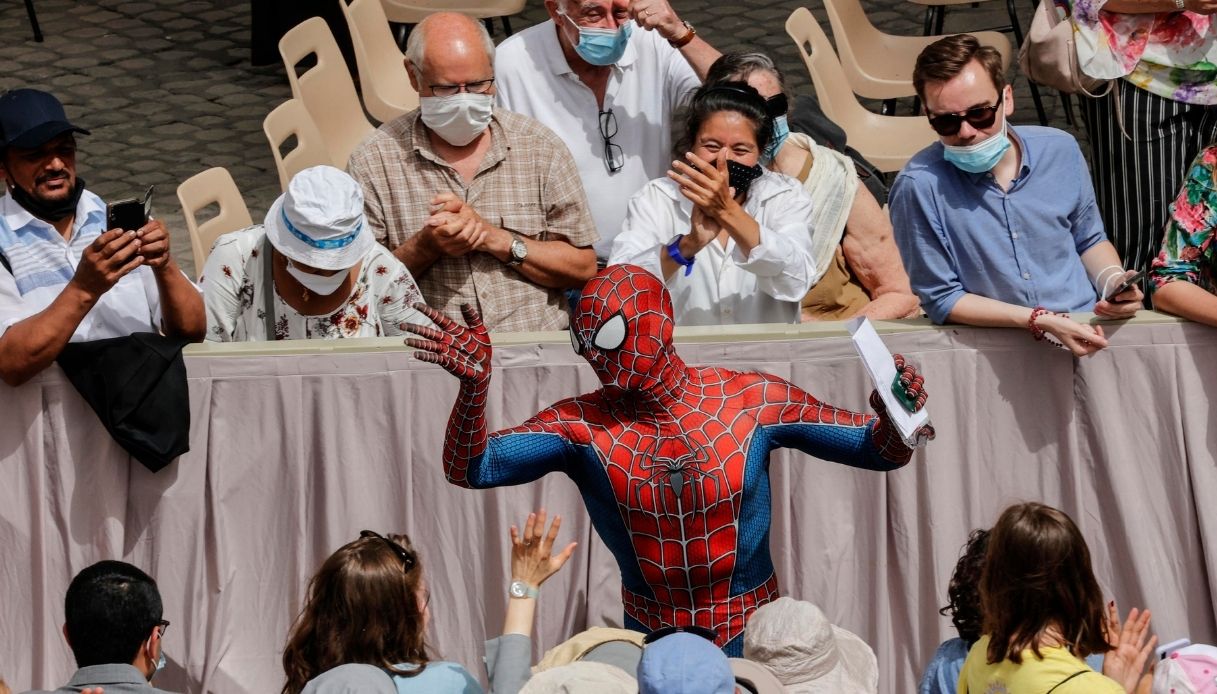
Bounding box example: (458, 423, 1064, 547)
(666, 236, 695, 276)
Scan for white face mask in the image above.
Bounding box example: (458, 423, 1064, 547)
(286, 259, 350, 296)
(420, 93, 494, 147)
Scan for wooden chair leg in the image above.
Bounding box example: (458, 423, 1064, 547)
(25, 0, 43, 43)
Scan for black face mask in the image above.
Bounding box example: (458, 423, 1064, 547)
(8, 175, 86, 223)
(726, 160, 764, 198)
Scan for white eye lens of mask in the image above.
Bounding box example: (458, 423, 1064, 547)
(591, 313, 627, 351)
(569, 327, 583, 354)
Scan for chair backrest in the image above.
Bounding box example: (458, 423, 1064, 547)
(785, 7, 872, 125)
(176, 167, 253, 278)
(379, 0, 526, 23)
(264, 98, 333, 191)
(821, 0, 888, 92)
(278, 16, 375, 168)
(342, 0, 419, 124)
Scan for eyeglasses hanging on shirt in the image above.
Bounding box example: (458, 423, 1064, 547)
(599, 108, 625, 174)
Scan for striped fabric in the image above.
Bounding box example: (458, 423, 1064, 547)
(1079, 81, 1217, 274)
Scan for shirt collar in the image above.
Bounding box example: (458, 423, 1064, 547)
(1, 186, 104, 237)
(411, 109, 509, 173)
(542, 19, 638, 77)
(66, 663, 151, 687)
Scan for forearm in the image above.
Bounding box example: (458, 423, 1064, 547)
(1152, 281, 1217, 325)
(1080, 241, 1126, 295)
(719, 206, 760, 255)
(1099, 0, 1178, 12)
(946, 293, 1036, 328)
(154, 260, 206, 341)
(501, 597, 537, 636)
(483, 228, 597, 289)
(855, 291, 921, 319)
(394, 229, 442, 278)
(0, 283, 95, 386)
(676, 35, 721, 80)
(659, 231, 709, 280)
(443, 378, 490, 488)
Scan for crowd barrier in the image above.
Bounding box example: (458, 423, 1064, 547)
(3, 313, 1215, 693)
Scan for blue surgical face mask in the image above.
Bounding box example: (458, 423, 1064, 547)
(762, 115, 789, 164)
(561, 13, 632, 66)
(942, 118, 1011, 173)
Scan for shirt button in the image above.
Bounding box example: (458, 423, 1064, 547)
(1011, 232, 1019, 239)
(1022, 272, 1031, 280)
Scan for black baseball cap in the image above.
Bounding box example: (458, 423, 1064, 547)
(0, 88, 90, 150)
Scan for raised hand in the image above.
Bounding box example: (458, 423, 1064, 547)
(405, 303, 491, 383)
(870, 354, 935, 450)
(510, 509, 578, 590)
(1102, 602, 1157, 693)
(893, 353, 928, 412)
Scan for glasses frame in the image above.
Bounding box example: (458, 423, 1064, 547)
(359, 530, 417, 571)
(427, 78, 496, 98)
(598, 108, 624, 174)
(925, 93, 1005, 136)
(642, 624, 718, 645)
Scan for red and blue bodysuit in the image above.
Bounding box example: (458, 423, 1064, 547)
(408, 265, 932, 655)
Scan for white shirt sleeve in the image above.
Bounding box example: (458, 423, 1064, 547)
(0, 262, 30, 337)
(200, 233, 251, 342)
(731, 186, 817, 302)
(609, 183, 676, 281)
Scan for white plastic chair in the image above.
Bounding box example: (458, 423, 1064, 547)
(822, 0, 1011, 101)
(278, 16, 376, 168)
(380, 0, 526, 30)
(263, 99, 333, 192)
(342, 0, 419, 124)
(786, 7, 937, 173)
(176, 167, 254, 278)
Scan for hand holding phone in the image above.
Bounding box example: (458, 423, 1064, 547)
(105, 185, 154, 232)
(1105, 269, 1146, 303)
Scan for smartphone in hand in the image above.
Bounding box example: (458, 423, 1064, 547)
(105, 185, 154, 232)
(1105, 269, 1146, 303)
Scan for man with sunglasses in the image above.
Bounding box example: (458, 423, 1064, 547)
(890, 35, 1144, 357)
(24, 561, 176, 693)
(349, 12, 598, 333)
(494, 0, 721, 261)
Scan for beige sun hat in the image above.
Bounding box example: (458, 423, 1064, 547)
(520, 661, 638, 694)
(742, 597, 878, 694)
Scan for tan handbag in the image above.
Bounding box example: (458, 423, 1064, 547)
(1018, 0, 1113, 97)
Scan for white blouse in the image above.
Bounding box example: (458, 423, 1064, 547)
(608, 172, 817, 326)
(201, 226, 429, 341)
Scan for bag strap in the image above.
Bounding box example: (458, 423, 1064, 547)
(1046, 669, 1091, 693)
(261, 235, 277, 339)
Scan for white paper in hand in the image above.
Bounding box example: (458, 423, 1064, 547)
(846, 317, 930, 447)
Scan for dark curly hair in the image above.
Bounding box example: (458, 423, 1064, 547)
(939, 528, 989, 644)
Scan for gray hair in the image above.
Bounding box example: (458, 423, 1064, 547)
(705, 52, 788, 96)
(404, 13, 496, 77)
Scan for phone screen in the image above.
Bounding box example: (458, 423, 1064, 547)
(1105, 270, 1146, 302)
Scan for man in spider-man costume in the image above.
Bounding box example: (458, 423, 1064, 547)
(407, 264, 934, 655)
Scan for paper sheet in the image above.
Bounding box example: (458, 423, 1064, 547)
(846, 317, 931, 447)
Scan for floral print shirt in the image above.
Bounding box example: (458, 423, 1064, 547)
(1151, 145, 1217, 294)
(1071, 0, 1217, 103)
(200, 226, 429, 341)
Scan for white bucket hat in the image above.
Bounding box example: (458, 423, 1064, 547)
(520, 661, 638, 694)
(264, 165, 373, 271)
(743, 597, 878, 694)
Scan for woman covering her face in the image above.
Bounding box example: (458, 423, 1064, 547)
(608, 81, 816, 327)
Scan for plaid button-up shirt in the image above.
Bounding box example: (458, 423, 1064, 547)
(349, 109, 598, 333)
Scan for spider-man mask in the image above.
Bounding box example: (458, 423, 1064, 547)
(570, 265, 682, 395)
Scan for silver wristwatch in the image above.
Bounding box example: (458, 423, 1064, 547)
(507, 237, 528, 266)
(508, 580, 538, 599)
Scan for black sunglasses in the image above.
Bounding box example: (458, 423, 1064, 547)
(359, 530, 416, 571)
(926, 94, 1004, 136)
(642, 624, 718, 645)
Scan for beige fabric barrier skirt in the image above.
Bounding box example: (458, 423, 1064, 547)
(2, 316, 1214, 693)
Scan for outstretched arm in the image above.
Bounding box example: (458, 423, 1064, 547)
(405, 304, 576, 488)
(763, 355, 934, 470)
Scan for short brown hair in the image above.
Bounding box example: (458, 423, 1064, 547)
(980, 503, 1110, 665)
(913, 34, 1006, 102)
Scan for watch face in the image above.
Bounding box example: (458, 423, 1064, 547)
(510, 581, 525, 597)
(511, 238, 528, 261)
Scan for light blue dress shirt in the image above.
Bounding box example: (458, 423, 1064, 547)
(890, 126, 1107, 324)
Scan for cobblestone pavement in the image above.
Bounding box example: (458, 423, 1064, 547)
(0, 0, 1081, 277)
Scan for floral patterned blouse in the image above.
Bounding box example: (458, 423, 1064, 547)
(1150, 145, 1217, 295)
(1071, 0, 1217, 104)
(200, 226, 429, 341)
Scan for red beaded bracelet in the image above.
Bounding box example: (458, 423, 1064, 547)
(1028, 307, 1051, 341)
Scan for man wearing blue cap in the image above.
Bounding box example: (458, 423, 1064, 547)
(0, 88, 204, 386)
